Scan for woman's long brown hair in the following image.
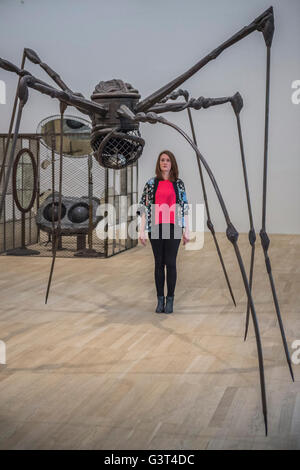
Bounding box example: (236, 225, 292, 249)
(155, 150, 179, 181)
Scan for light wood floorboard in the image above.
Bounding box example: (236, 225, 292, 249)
(0, 233, 299, 449)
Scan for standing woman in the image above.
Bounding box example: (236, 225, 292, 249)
(136, 150, 190, 314)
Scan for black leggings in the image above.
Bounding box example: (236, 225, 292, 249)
(148, 223, 182, 297)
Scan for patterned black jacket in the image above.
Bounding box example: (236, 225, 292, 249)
(136, 177, 189, 232)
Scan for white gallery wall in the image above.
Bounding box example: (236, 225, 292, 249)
(0, 0, 299, 234)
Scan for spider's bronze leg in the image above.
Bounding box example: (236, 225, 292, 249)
(159, 115, 268, 435)
(0, 58, 107, 116)
(0, 65, 107, 221)
(0, 100, 25, 223)
(147, 95, 232, 114)
(119, 105, 268, 434)
(24, 48, 90, 112)
(0, 47, 89, 189)
(184, 92, 236, 307)
(258, 44, 294, 381)
(0, 68, 33, 221)
(187, 112, 237, 305)
(45, 104, 66, 304)
(0, 53, 27, 189)
(229, 93, 257, 341)
(25, 48, 73, 92)
(137, 6, 274, 112)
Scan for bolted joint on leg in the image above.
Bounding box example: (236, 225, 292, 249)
(231, 92, 243, 116)
(18, 75, 31, 106)
(257, 8, 274, 47)
(226, 223, 239, 244)
(60, 102, 68, 115)
(206, 219, 215, 235)
(248, 228, 256, 246)
(259, 229, 270, 252)
(25, 48, 41, 64)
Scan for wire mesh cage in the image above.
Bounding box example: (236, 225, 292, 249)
(0, 131, 138, 258)
(91, 129, 144, 169)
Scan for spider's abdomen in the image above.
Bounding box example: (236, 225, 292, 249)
(91, 79, 144, 169)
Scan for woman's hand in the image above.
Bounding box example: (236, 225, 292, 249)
(182, 229, 190, 245)
(139, 230, 147, 246)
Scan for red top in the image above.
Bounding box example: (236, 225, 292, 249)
(154, 180, 176, 224)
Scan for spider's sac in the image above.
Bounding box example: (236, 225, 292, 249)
(90, 79, 145, 169)
(92, 130, 145, 170)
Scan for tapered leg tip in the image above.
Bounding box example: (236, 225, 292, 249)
(264, 415, 268, 436)
(290, 370, 295, 383)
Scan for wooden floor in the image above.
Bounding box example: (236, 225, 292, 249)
(0, 232, 300, 450)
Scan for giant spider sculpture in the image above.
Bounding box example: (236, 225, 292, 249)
(0, 6, 293, 434)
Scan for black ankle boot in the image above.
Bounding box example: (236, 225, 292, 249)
(165, 295, 174, 314)
(155, 296, 165, 313)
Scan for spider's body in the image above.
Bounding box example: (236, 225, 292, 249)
(90, 79, 144, 169)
